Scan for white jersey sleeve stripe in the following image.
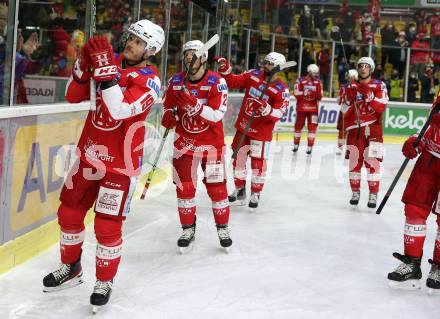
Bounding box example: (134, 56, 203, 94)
(200, 105, 226, 123)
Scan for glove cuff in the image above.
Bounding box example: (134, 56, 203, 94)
(72, 59, 91, 83)
(93, 65, 118, 80)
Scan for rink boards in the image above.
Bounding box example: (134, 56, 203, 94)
(0, 95, 433, 274)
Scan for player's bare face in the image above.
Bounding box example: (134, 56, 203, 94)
(358, 63, 371, 80)
(123, 34, 147, 63)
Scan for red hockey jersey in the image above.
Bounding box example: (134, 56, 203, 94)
(343, 79, 388, 131)
(65, 55, 161, 176)
(293, 76, 323, 113)
(423, 94, 440, 157)
(163, 70, 228, 156)
(223, 69, 290, 141)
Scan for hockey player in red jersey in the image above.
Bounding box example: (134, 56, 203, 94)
(293, 64, 323, 155)
(388, 92, 440, 292)
(161, 40, 231, 251)
(340, 57, 388, 208)
(42, 20, 164, 310)
(336, 69, 358, 155)
(214, 52, 290, 210)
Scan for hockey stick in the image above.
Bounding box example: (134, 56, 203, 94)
(334, 27, 361, 140)
(140, 34, 220, 199)
(231, 60, 297, 159)
(376, 103, 440, 214)
(89, 0, 96, 111)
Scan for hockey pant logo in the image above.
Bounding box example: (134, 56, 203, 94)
(205, 161, 225, 183)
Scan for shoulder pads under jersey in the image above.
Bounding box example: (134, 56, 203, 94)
(206, 74, 219, 85)
(170, 73, 184, 84)
(250, 69, 262, 76)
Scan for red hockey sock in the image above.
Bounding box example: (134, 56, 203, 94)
(349, 171, 361, 192)
(212, 199, 230, 225)
(307, 132, 316, 147)
(293, 131, 301, 145)
(95, 241, 122, 282)
(251, 158, 266, 193)
(433, 227, 440, 264)
(177, 198, 196, 225)
(94, 216, 123, 282)
(58, 203, 86, 264)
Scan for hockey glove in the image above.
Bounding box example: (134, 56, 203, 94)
(213, 56, 232, 76)
(344, 86, 357, 105)
(161, 108, 177, 129)
(358, 83, 375, 103)
(402, 135, 425, 159)
(72, 47, 92, 83)
(176, 88, 204, 117)
(246, 98, 272, 117)
(85, 35, 118, 82)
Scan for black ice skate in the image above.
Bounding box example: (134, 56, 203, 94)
(387, 252, 422, 290)
(228, 187, 246, 206)
(43, 258, 83, 292)
(216, 224, 232, 251)
(349, 191, 360, 206)
(367, 193, 377, 209)
(306, 146, 312, 155)
(90, 280, 113, 314)
(427, 259, 440, 295)
(292, 144, 299, 153)
(178, 218, 196, 253)
(248, 192, 260, 212)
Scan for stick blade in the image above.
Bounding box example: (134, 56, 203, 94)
(280, 61, 297, 70)
(195, 34, 220, 58)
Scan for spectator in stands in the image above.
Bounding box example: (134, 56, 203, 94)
(14, 30, 41, 104)
(339, 0, 349, 18)
(368, 0, 380, 25)
(411, 33, 430, 78)
(407, 71, 419, 102)
(393, 31, 409, 75)
(314, 7, 326, 39)
(414, 9, 428, 35)
(389, 70, 403, 101)
(381, 22, 397, 65)
(301, 45, 315, 76)
(360, 18, 375, 57)
(298, 5, 314, 39)
(420, 66, 439, 103)
(405, 23, 417, 46)
(344, 11, 356, 42)
(316, 44, 330, 93)
(430, 8, 440, 50)
(278, 0, 294, 35)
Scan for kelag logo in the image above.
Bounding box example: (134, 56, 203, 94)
(383, 107, 430, 136)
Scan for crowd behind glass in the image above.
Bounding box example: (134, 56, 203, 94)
(0, 0, 438, 106)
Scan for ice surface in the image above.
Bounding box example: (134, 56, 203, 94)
(0, 141, 438, 319)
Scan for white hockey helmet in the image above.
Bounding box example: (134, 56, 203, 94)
(346, 69, 359, 81)
(357, 56, 375, 72)
(127, 19, 165, 55)
(182, 40, 208, 61)
(263, 52, 286, 67)
(307, 64, 319, 76)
